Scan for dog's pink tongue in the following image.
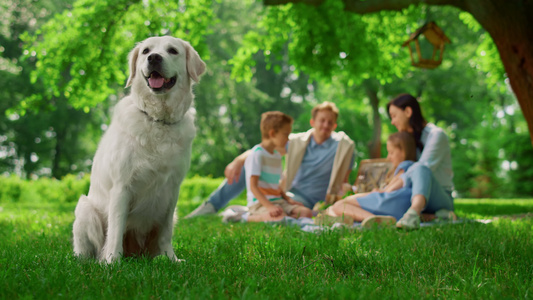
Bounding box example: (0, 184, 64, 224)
(149, 77, 165, 88)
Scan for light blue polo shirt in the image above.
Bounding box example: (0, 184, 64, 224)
(288, 135, 340, 208)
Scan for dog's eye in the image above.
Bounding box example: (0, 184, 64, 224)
(142, 48, 150, 55)
(168, 48, 179, 55)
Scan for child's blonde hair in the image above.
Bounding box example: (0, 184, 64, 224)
(387, 131, 417, 162)
(260, 111, 293, 139)
(311, 101, 339, 120)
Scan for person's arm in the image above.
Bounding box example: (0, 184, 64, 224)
(382, 170, 404, 193)
(224, 150, 251, 184)
(418, 129, 449, 173)
(250, 176, 283, 217)
(281, 190, 304, 206)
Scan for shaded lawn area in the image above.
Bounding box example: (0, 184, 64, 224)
(0, 199, 531, 299)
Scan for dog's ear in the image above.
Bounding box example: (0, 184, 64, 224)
(185, 42, 206, 83)
(126, 44, 140, 88)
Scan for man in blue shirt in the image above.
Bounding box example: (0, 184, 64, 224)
(186, 102, 355, 217)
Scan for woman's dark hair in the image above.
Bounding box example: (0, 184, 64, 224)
(387, 93, 427, 152)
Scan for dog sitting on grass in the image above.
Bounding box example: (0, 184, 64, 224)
(72, 36, 205, 263)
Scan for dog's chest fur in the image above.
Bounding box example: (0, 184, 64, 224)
(90, 97, 195, 222)
(126, 118, 193, 227)
(122, 102, 194, 182)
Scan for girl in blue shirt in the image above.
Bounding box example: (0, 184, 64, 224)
(326, 132, 417, 224)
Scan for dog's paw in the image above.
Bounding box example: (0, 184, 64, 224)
(169, 256, 186, 263)
(166, 252, 179, 262)
(153, 254, 185, 263)
(160, 249, 184, 263)
(101, 251, 122, 264)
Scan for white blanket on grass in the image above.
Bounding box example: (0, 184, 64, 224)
(219, 205, 472, 233)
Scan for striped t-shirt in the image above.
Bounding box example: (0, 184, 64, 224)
(244, 144, 283, 207)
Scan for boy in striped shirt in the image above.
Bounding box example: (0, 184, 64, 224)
(245, 111, 313, 222)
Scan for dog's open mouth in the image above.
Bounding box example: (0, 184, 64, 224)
(146, 72, 177, 92)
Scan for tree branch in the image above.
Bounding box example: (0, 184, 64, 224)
(343, 0, 466, 14)
(263, 0, 467, 13)
(263, 0, 325, 6)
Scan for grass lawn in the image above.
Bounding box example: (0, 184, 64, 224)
(1, 199, 532, 299)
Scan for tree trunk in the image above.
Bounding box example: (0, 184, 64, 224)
(364, 80, 382, 158)
(52, 129, 65, 179)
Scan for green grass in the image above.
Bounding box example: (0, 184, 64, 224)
(1, 199, 532, 299)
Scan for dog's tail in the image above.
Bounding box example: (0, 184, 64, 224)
(73, 195, 105, 258)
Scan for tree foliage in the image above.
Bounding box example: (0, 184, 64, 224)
(20, 0, 213, 112)
(231, 0, 423, 86)
(1, 0, 103, 178)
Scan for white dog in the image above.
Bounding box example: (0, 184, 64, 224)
(72, 36, 205, 263)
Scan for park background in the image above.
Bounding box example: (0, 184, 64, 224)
(1, 1, 533, 299)
(1, 0, 533, 200)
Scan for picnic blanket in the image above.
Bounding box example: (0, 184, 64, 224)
(219, 205, 469, 233)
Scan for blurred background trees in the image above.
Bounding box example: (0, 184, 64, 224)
(1, 0, 531, 197)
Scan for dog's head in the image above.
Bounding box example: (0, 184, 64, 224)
(126, 36, 206, 94)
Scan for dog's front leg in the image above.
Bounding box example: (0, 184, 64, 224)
(157, 197, 179, 262)
(102, 186, 131, 263)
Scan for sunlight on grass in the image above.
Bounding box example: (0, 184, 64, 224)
(0, 199, 531, 299)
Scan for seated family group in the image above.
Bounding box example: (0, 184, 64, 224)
(187, 94, 456, 230)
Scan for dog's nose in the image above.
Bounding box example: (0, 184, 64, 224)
(148, 53, 162, 64)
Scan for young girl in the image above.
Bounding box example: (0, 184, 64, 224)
(324, 131, 417, 227)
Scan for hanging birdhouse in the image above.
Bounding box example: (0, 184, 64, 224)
(402, 21, 451, 69)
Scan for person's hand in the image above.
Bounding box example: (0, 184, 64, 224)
(224, 160, 243, 184)
(267, 204, 283, 217)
